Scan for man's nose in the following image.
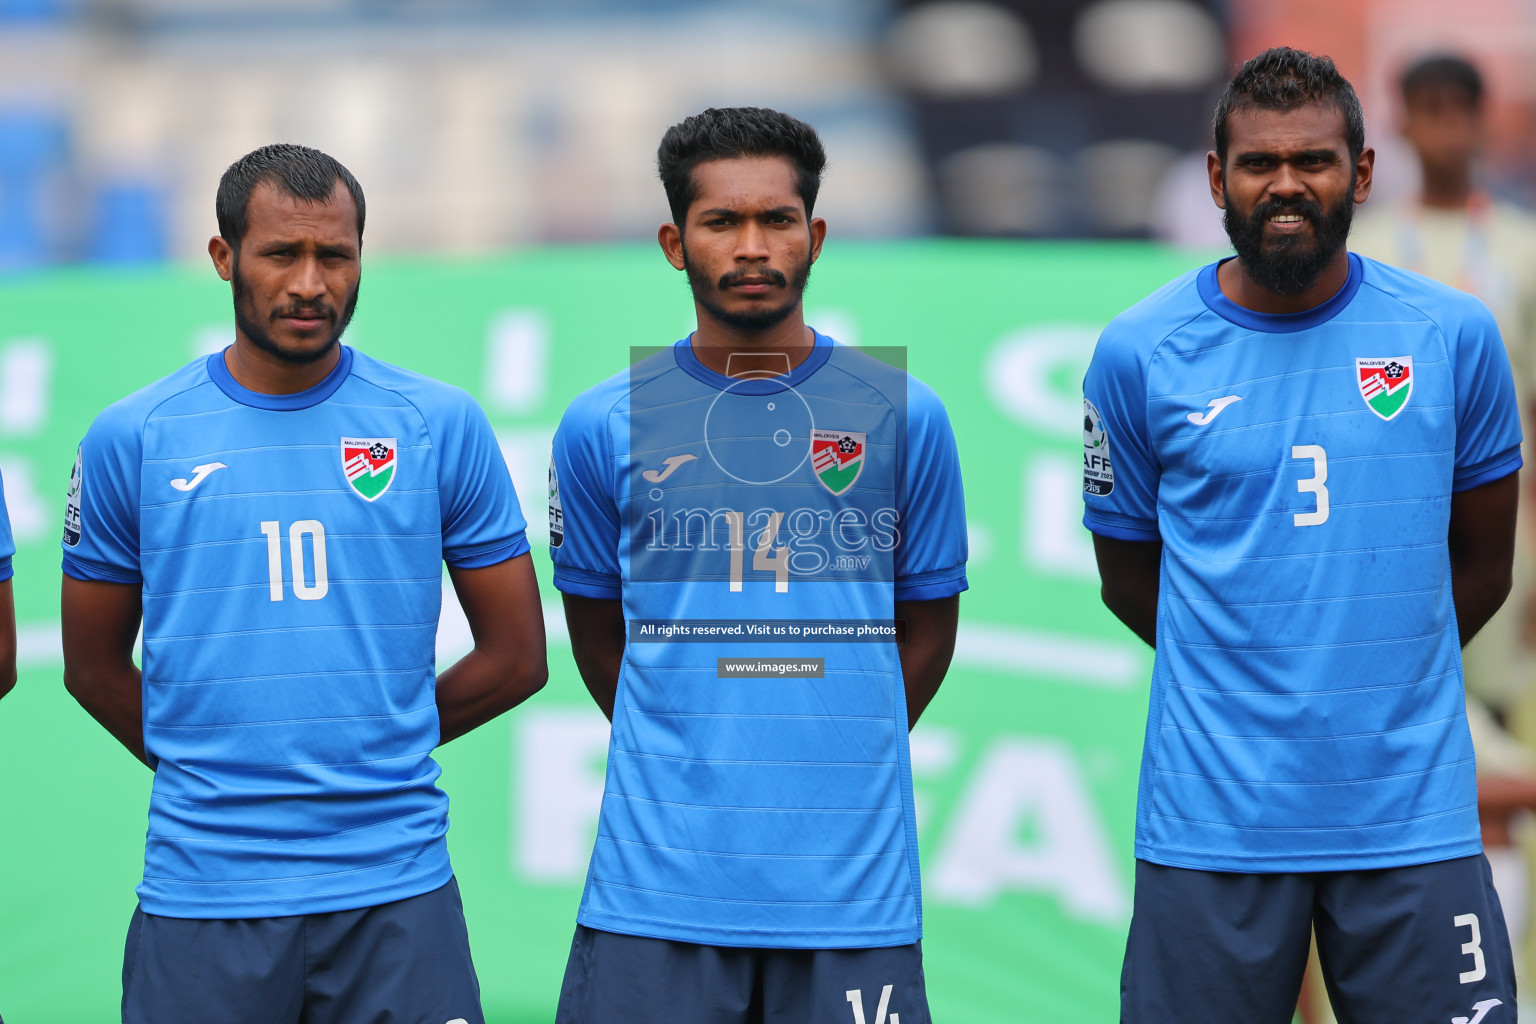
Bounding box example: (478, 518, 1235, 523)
(1267, 163, 1307, 199)
(735, 220, 770, 261)
(287, 255, 327, 299)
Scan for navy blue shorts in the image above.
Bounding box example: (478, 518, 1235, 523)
(555, 925, 929, 1024)
(1122, 855, 1515, 1024)
(121, 877, 483, 1024)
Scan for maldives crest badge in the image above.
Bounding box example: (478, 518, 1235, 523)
(811, 429, 865, 496)
(1356, 357, 1413, 421)
(342, 437, 397, 501)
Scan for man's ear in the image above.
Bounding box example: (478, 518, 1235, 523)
(209, 236, 235, 282)
(1354, 146, 1376, 205)
(1206, 151, 1226, 210)
(808, 217, 827, 264)
(658, 223, 686, 271)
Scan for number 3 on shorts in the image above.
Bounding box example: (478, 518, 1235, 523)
(1455, 913, 1487, 984)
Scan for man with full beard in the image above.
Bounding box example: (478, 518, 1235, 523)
(1084, 48, 1522, 1022)
(60, 144, 547, 1023)
(548, 107, 966, 1023)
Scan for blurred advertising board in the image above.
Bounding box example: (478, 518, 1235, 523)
(0, 242, 1209, 1023)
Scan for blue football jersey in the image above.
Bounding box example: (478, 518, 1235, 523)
(62, 346, 529, 918)
(1083, 254, 1523, 872)
(0, 467, 13, 582)
(550, 333, 967, 948)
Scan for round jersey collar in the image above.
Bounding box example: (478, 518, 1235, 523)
(673, 330, 834, 395)
(1197, 253, 1363, 334)
(208, 344, 354, 410)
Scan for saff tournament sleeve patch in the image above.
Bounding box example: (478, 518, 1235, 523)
(63, 445, 82, 546)
(548, 456, 564, 547)
(1083, 399, 1113, 496)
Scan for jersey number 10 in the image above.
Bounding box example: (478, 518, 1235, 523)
(260, 520, 329, 601)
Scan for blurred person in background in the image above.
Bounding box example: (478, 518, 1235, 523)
(1352, 54, 1536, 980)
(59, 143, 547, 1024)
(1086, 47, 1521, 1022)
(1352, 54, 1536, 735)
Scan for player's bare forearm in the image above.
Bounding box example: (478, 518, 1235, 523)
(1449, 471, 1520, 647)
(436, 646, 546, 744)
(60, 575, 151, 766)
(0, 580, 15, 700)
(1092, 534, 1161, 648)
(897, 595, 959, 729)
(438, 554, 548, 744)
(562, 593, 624, 721)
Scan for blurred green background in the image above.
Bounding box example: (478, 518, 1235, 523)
(0, 242, 1209, 1022)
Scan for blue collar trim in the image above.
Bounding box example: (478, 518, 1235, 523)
(1197, 253, 1363, 334)
(207, 345, 354, 410)
(673, 330, 833, 394)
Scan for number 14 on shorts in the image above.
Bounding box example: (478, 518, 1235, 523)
(846, 985, 898, 1024)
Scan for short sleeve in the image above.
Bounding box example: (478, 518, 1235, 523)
(1452, 299, 1524, 491)
(437, 394, 530, 568)
(550, 391, 621, 599)
(894, 381, 968, 601)
(1082, 322, 1161, 541)
(61, 405, 144, 583)
(0, 468, 14, 582)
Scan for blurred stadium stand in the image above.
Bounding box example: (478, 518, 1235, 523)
(0, 109, 70, 269)
(0, 0, 928, 266)
(1, 0, 1534, 260)
(885, 0, 1228, 238)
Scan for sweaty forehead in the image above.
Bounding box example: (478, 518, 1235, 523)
(1226, 102, 1350, 155)
(243, 179, 359, 244)
(688, 156, 803, 213)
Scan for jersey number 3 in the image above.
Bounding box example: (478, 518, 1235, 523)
(1291, 445, 1329, 527)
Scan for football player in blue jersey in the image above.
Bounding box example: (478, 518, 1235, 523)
(548, 107, 967, 1024)
(59, 144, 548, 1024)
(0, 469, 15, 702)
(1085, 48, 1522, 1023)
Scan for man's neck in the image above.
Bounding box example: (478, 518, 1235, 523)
(1217, 249, 1351, 315)
(224, 335, 342, 395)
(1420, 165, 1474, 210)
(689, 308, 815, 377)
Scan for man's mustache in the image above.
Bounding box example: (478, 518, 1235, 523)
(1248, 197, 1325, 226)
(272, 304, 335, 320)
(717, 267, 788, 289)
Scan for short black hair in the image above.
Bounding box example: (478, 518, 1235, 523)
(1213, 47, 1366, 163)
(215, 143, 366, 249)
(1401, 54, 1484, 108)
(657, 107, 827, 226)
